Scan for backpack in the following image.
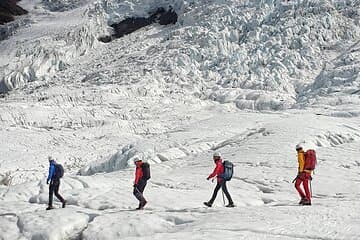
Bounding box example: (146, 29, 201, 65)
(141, 162, 151, 180)
(304, 150, 317, 170)
(53, 164, 64, 179)
(221, 161, 234, 181)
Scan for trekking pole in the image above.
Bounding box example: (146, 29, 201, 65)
(222, 189, 225, 205)
(292, 174, 299, 183)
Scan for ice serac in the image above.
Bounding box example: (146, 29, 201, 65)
(0, 0, 184, 93)
(90, 0, 359, 110)
(42, 0, 89, 12)
(78, 144, 162, 176)
(1, 0, 359, 110)
(0, 1, 98, 93)
(298, 41, 360, 108)
(175, 0, 359, 110)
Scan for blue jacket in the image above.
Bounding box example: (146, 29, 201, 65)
(47, 160, 55, 182)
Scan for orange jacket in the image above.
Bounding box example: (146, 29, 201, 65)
(298, 150, 312, 174)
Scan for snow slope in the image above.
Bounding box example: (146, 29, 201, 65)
(0, 0, 360, 239)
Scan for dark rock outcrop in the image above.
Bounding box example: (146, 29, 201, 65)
(157, 8, 177, 25)
(0, 0, 28, 25)
(99, 7, 178, 43)
(111, 17, 152, 39)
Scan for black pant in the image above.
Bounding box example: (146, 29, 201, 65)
(209, 180, 233, 205)
(133, 179, 147, 204)
(49, 179, 65, 206)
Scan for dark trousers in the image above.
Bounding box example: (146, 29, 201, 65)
(49, 179, 65, 206)
(133, 179, 147, 204)
(209, 180, 233, 205)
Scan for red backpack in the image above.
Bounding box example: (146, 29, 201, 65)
(304, 150, 317, 170)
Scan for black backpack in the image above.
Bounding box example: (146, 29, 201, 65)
(221, 161, 234, 181)
(141, 162, 151, 180)
(53, 164, 64, 179)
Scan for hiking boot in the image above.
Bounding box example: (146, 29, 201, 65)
(299, 198, 306, 205)
(302, 200, 311, 206)
(226, 203, 235, 208)
(136, 201, 147, 210)
(140, 200, 147, 209)
(203, 202, 212, 207)
(62, 200, 66, 208)
(46, 206, 54, 210)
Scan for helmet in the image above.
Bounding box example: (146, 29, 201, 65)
(296, 143, 303, 150)
(48, 156, 54, 161)
(213, 151, 221, 158)
(133, 156, 142, 163)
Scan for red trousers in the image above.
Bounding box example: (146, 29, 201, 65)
(295, 172, 311, 201)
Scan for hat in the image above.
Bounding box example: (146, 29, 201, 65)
(133, 156, 142, 163)
(213, 151, 221, 158)
(296, 143, 303, 150)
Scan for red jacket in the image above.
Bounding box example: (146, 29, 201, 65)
(134, 162, 143, 185)
(208, 159, 224, 183)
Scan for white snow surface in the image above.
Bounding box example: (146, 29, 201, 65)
(0, 0, 360, 239)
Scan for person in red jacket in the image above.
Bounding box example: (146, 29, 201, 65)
(133, 157, 148, 210)
(204, 152, 234, 208)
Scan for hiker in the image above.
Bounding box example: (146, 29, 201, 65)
(294, 144, 312, 205)
(133, 157, 150, 210)
(204, 152, 234, 208)
(46, 156, 66, 210)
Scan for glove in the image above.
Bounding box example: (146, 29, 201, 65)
(133, 184, 137, 188)
(206, 177, 210, 180)
(46, 180, 49, 185)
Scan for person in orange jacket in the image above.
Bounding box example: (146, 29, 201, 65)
(294, 144, 312, 205)
(133, 157, 147, 210)
(204, 152, 234, 208)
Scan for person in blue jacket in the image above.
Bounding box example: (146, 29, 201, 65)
(47, 156, 66, 210)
